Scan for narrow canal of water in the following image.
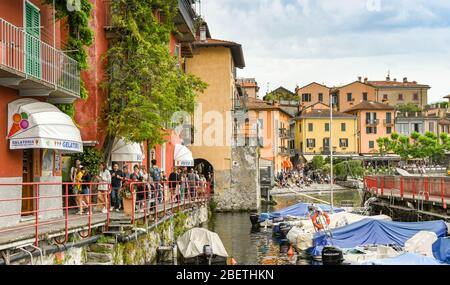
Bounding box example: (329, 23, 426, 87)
(207, 189, 362, 265)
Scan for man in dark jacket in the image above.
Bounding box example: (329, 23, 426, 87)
(169, 168, 181, 203)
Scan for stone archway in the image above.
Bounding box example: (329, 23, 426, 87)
(194, 158, 214, 180)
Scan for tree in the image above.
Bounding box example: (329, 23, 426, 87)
(105, 0, 207, 147)
(311, 156, 325, 170)
(398, 103, 421, 113)
(378, 132, 450, 163)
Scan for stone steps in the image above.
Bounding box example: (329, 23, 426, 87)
(86, 252, 113, 264)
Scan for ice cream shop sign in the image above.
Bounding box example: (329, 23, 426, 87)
(7, 98, 83, 153)
(10, 138, 82, 152)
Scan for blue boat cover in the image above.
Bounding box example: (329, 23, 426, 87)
(363, 253, 444, 265)
(259, 203, 344, 222)
(310, 219, 448, 256)
(432, 238, 450, 264)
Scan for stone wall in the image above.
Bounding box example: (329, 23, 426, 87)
(0, 177, 22, 228)
(215, 146, 260, 211)
(10, 205, 209, 265)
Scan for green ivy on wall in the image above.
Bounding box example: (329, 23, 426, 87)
(105, 0, 207, 145)
(42, 0, 94, 114)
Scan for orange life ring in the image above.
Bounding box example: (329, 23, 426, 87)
(311, 212, 330, 230)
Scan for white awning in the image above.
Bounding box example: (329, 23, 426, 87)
(7, 98, 83, 153)
(174, 144, 194, 167)
(111, 138, 144, 162)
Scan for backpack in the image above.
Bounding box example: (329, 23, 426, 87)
(150, 166, 161, 181)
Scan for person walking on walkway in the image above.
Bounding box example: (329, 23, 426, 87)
(150, 160, 163, 204)
(187, 168, 198, 200)
(110, 163, 124, 212)
(96, 162, 111, 213)
(169, 167, 181, 203)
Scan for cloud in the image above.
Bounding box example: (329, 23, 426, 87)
(201, 0, 450, 102)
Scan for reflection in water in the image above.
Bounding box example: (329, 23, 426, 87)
(207, 189, 361, 265)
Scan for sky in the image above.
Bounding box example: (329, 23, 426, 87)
(201, 0, 450, 103)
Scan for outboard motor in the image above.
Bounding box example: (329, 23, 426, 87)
(278, 223, 293, 239)
(250, 214, 260, 227)
(322, 246, 344, 265)
(203, 245, 213, 265)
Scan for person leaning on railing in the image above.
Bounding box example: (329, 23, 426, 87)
(96, 162, 111, 214)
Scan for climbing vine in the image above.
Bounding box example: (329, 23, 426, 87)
(105, 0, 207, 145)
(42, 0, 94, 116)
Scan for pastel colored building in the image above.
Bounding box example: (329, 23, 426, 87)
(332, 79, 377, 112)
(185, 26, 245, 196)
(294, 103, 358, 161)
(236, 78, 259, 99)
(245, 98, 294, 172)
(368, 76, 430, 109)
(0, 1, 83, 227)
(296, 82, 331, 109)
(344, 101, 396, 154)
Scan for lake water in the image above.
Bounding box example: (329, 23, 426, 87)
(207, 189, 362, 265)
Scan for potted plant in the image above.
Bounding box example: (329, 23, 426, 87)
(120, 181, 136, 216)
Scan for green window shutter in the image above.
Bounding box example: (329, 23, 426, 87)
(25, 2, 41, 79)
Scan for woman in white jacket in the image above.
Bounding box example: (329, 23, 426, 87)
(97, 162, 111, 213)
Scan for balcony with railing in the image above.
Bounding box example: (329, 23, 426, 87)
(366, 119, 380, 126)
(320, 146, 337, 155)
(279, 128, 290, 139)
(383, 119, 394, 127)
(0, 18, 80, 102)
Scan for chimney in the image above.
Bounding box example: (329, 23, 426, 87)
(386, 75, 390, 81)
(358, 76, 362, 82)
(364, 77, 368, 84)
(403, 77, 408, 83)
(200, 24, 207, 42)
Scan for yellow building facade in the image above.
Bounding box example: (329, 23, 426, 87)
(295, 104, 358, 159)
(185, 36, 245, 193)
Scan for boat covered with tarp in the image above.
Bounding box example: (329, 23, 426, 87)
(177, 228, 228, 265)
(362, 252, 445, 265)
(287, 212, 392, 250)
(309, 219, 448, 257)
(432, 237, 450, 264)
(254, 203, 345, 227)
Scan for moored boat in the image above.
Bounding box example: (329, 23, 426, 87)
(177, 228, 230, 265)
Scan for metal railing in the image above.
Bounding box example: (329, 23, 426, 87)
(364, 175, 450, 207)
(383, 119, 394, 126)
(0, 18, 80, 96)
(0, 180, 211, 247)
(279, 128, 290, 139)
(365, 119, 380, 126)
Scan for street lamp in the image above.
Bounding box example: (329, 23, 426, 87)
(330, 94, 334, 213)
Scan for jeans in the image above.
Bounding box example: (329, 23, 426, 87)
(154, 182, 162, 204)
(111, 186, 121, 209)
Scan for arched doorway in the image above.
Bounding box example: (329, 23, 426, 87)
(194, 158, 214, 191)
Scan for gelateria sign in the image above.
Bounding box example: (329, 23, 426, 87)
(7, 99, 83, 153)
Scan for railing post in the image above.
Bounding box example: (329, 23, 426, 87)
(34, 183, 39, 246)
(153, 183, 158, 222)
(106, 184, 111, 231)
(163, 182, 166, 216)
(400, 176, 404, 198)
(380, 177, 384, 196)
(424, 177, 429, 201)
(441, 178, 445, 206)
(131, 182, 135, 225)
(143, 182, 147, 224)
(65, 183, 69, 243)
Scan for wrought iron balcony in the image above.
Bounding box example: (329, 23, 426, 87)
(279, 128, 290, 139)
(383, 119, 394, 127)
(366, 119, 380, 126)
(0, 18, 80, 102)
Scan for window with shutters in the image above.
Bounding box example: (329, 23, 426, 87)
(308, 123, 313, 132)
(325, 123, 329, 132)
(25, 1, 41, 79)
(306, 139, 315, 148)
(341, 123, 346, 132)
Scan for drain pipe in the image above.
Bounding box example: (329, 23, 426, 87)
(0, 235, 100, 265)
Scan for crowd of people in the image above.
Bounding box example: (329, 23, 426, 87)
(69, 159, 213, 215)
(275, 164, 332, 189)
